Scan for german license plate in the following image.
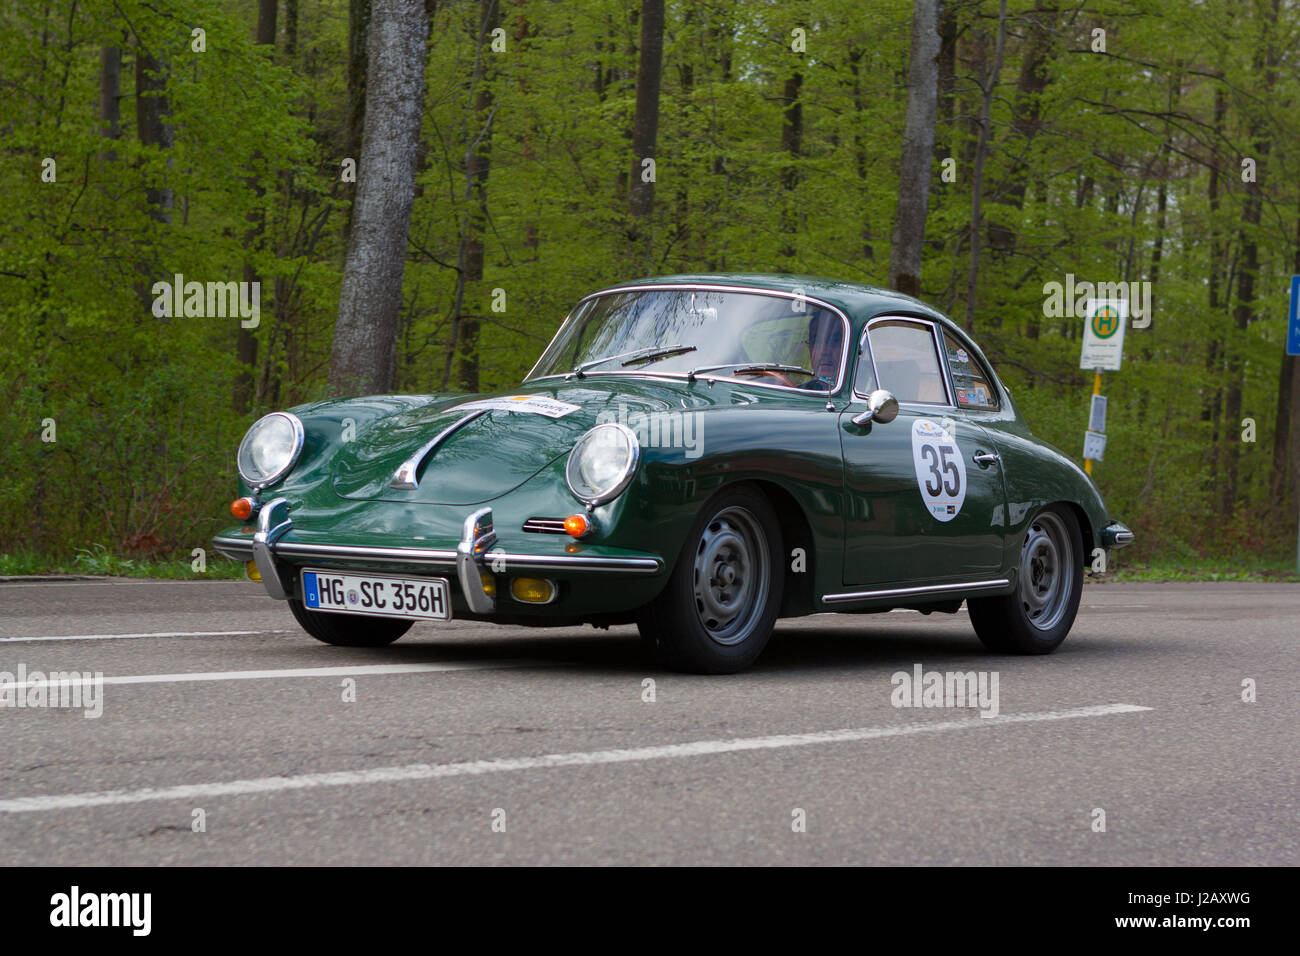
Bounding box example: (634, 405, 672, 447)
(301, 569, 452, 621)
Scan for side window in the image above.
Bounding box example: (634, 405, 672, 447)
(942, 330, 999, 410)
(866, 320, 948, 404)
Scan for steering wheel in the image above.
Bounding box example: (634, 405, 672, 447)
(734, 368, 797, 387)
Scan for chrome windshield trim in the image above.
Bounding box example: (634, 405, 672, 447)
(390, 408, 489, 490)
(525, 283, 852, 395)
(822, 578, 1010, 605)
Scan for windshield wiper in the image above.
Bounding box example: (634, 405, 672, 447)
(621, 344, 698, 367)
(687, 362, 815, 381)
(568, 344, 696, 379)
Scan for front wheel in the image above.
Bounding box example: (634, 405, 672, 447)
(289, 598, 412, 647)
(637, 485, 783, 674)
(968, 505, 1083, 654)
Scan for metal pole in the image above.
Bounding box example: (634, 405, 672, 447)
(1084, 370, 1101, 476)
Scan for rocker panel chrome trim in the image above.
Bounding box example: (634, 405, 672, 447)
(821, 578, 1011, 605)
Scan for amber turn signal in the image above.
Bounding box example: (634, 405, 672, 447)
(563, 513, 591, 538)
(231, 497, 255, 520)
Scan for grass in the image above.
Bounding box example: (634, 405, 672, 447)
(0, 545, 248, 580)
(1100, 554, 1300, 583)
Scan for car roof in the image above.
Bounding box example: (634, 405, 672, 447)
(603, 273, 952, 328)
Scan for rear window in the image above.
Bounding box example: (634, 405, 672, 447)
(942, 330, 999, 410)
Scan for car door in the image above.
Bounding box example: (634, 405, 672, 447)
(838, 315, 1008, 587)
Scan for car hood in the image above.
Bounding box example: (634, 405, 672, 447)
(330, 379, 708, 505)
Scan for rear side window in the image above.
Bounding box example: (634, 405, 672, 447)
(942, 330, 999, 410)
(866, 320, 948, 404)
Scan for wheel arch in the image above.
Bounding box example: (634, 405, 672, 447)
(745, 479, 816, 617)
(1060, 500, 1094, 568)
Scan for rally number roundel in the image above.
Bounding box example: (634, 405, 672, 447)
(911, 419, 966, 522)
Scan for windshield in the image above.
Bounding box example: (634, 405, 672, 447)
(528, 288, 847, 391)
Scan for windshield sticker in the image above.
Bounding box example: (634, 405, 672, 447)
(452, 395, 581, 418)
(911, 419, 967, 522)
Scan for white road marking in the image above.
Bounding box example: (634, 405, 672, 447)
(0, 660, 554, 692)
(0, 703, 1151, 813)
(0, 629, 289, 644)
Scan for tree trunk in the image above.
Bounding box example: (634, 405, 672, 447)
(988, 0, 1052, 255)
(1221, 2, 1278, 516)
(934, 4, 956, 163)
(889, 0, 940, 297)
(1202, 87, 1227, 479)
(628, 0, 664, 260)
(98, 44, 121, 149)
(257, 0, 277, 45)
(962, 0, 1006, 331)
(848, 47, 874, 261)
(345, 0, 372, 244)
(777, 70, 803, 262)
(286, 0, 299, 57)
(134, 48, 172, 222)
(444, 0, 500, 394)
(329, 0, 430, 396)
(235, 0, 279, 412)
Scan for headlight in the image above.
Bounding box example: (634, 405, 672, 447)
(565, 423, 639, 505)
(237, 412, 305, 489)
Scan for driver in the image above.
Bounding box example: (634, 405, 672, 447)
(799, 312, 843, 390)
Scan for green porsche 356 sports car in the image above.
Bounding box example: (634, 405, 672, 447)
(213, 273, 1133, 673)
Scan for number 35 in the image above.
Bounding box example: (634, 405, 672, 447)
(920, 443, 960, 497)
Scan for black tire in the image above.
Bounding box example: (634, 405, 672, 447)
(968, 504, 1083, 654)
(288, 598, 412, 647)
(637, 484, 783, 674)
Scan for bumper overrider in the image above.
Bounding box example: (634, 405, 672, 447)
(1101, 520, 1135, 550)
(212, 498, 663, 615)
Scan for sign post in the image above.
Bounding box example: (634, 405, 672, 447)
(1290, 276, 1300, 571)
(1079, 299, 1127, 476)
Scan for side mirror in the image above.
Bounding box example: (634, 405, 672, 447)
(851, 389, 899, 427)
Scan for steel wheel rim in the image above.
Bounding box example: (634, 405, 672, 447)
(692, 506, 769, 646)
(1019, 511, 1073, 632)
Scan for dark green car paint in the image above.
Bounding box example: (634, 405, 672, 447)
(214, 273, 1122, 622)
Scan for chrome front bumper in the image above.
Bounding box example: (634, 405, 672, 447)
(212, 504, 662, 607)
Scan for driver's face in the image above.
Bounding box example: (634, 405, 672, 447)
(810, 320, 843, 379)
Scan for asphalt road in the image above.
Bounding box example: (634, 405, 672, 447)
(0, 578, 1295, 866)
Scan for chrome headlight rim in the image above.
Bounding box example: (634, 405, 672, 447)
(237, 412, 305, 490)
(565, 422, 640, 506)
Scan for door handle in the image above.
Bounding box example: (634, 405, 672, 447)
(973, 451, 1000, 466)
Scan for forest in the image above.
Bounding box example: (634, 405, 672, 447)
(2, 0, 1298, 572)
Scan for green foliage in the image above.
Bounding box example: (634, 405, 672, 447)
(0, 545, 245, 578)
(1, 0, 1297, 569)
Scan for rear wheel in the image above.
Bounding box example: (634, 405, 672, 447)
(288, 598, 412, 647)
(637, 485, 783, 674)
(968, 505, 1083, 654)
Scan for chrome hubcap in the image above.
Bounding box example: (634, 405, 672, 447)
(1019, 512, 1073, 631)
(693, 506, 769, 646)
